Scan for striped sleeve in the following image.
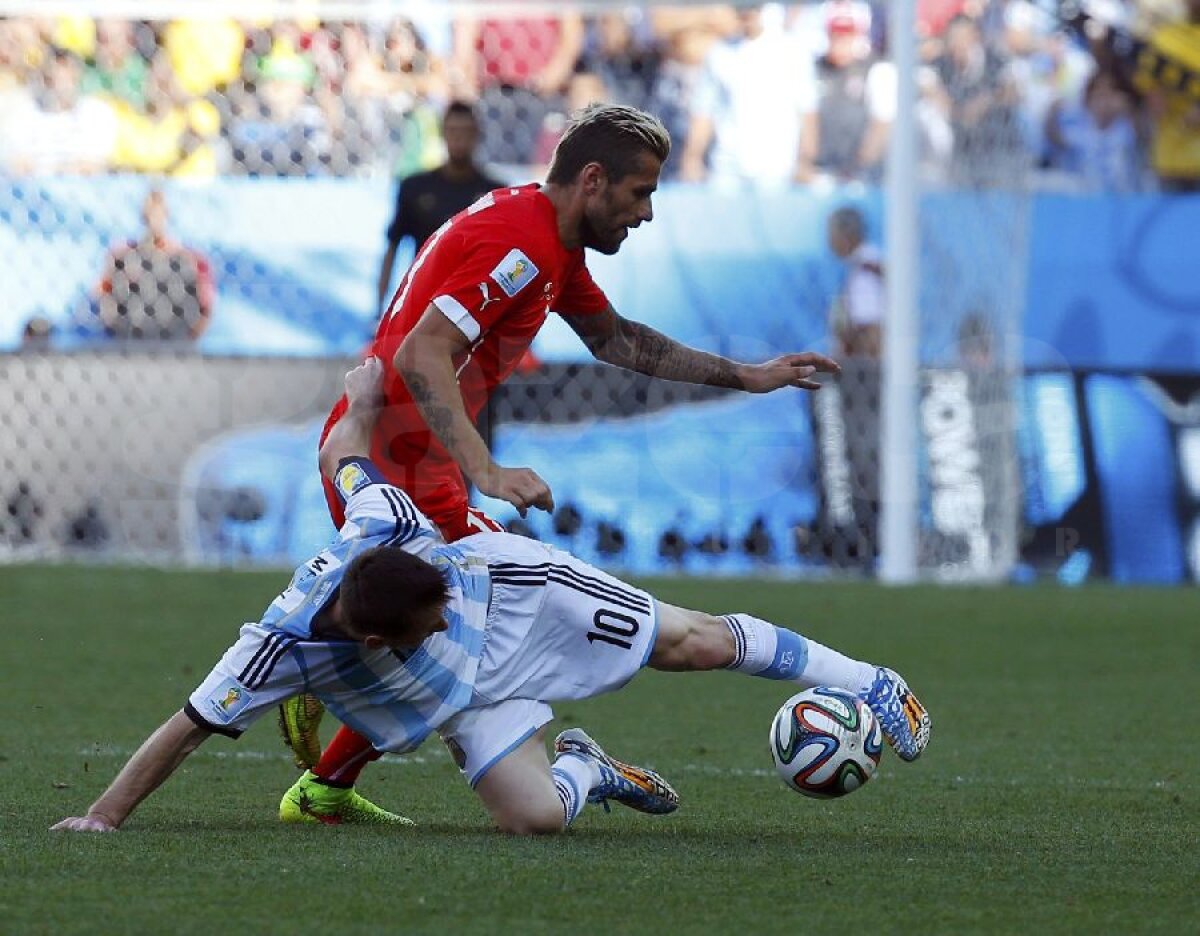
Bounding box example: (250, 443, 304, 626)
(185, 625, 304, 738)
(332, 457, 435, 545)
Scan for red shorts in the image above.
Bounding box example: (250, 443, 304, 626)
(323, 473, 503, 541)
(320, 401, 504, 543)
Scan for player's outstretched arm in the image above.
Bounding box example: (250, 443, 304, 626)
(561, 307, 840, 392)
(396, 307, 554, 515)
(51, 710, 212, 832)
(319, 357, 388, 480)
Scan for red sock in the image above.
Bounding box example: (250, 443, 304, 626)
(313, 726, 382, 786)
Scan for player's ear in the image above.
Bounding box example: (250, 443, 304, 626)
(362, 634, 386, 650)
(580, 162, 605, 195)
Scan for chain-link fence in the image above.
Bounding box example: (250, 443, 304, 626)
(0, 350, 350, 560)
(0, 350, 1021, 581)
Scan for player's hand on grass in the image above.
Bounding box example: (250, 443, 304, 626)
(51, 814, 117, 833)
(739, 353, 840, 393)
(479, 464, 555, 517)
(344, 357, 386, 411)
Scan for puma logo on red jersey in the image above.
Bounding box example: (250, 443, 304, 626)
(478, 281, 500, 312)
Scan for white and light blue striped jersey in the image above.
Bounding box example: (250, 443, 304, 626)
(261, 457, 442, 639)
(185, 457, 493, 754)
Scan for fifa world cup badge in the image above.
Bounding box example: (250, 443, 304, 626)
(207, 678, 253, 722)
(337, 462, 370, 498)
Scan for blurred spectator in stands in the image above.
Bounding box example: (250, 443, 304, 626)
(379, 18, 448, 178)
(680, 4, 819, 188)
(917, 63, 956, 183)
(81, 18, 149, 107)
(1000, 0, 1090, 165)
(50, 13, 89, 51)
(931, 13, 1026, 185)
(0, 45, 116, 175)
(311, 22, 385, 175)
(643, 6, 732, 178)
(578, 9, 662, 111)
(0, 18, 36, 138)
(826, 205, 883, 359)
(377, 101, 505, 315)
(90, 188, 215, 341)
(110, 55, 223, 176)
(1133, 0, 1200, 192)
(815, 1, 895, 183)
(226, 36, 331, 177)
(162, 18, 244, 98)
(534, 70, 610, 170)
(384, 17, 446, 101)
(1045, 69, 1143, 191)
(957, 310, 995, 370)
(453, 12, 585, 166)
(917, 0, 967, 52)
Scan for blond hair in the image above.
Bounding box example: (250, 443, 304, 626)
(547, 103, 671, 184)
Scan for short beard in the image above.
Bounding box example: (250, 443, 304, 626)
(579, 214, 620, 255)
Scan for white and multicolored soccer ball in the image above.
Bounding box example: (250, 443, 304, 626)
(769, 687, 883, 799)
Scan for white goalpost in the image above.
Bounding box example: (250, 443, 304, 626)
(879, 0, 919, 584)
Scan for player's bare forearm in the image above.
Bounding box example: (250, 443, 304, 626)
(53, 710, 210, 831)
(320, 358, 387, 479)
(571, 312, 748, 389)
(563, 308, 840, 394)
(394, 340, 493, 484)
(320, 403, 376, 479)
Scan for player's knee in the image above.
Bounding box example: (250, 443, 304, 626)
(492, 802, 565, 836)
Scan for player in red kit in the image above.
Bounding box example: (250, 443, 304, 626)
(321, 181, 611, 539)
(277, 104, 840, 824)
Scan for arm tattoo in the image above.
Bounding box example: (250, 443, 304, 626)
(402, 369, 460, 451)
(601, 317, 746, 390)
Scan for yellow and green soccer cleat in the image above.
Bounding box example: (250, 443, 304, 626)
(277, 694, 325, 770)
(279, 771, 415, 826)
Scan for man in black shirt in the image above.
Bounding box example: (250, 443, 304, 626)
(376, 101, 506, 315)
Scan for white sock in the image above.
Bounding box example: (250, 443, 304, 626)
(550, 752, 598, 828)
(724, 613, 876, 692)
(802, 639, 878, 695)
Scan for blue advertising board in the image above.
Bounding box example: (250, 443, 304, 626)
(4, 179, 1199, 373)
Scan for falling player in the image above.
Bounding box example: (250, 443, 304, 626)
(53, 359, 930, 834)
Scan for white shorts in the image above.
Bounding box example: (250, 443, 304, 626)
(439, 698, 555, 786)
(440, 532, 660, 785)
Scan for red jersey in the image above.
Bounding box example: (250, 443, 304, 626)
(322, 183, 609, 528)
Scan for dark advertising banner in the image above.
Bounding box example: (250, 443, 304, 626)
(1019, 372, 1199, 584)
(806, 364, 1018, 581)
(805, 367, 1200, 584)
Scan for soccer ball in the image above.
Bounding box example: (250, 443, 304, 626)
(769, 687, 882, 799)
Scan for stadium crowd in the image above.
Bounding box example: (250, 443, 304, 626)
(0, 1, 1196, 191)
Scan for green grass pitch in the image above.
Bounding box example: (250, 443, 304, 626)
(1, 565, 1196, 934)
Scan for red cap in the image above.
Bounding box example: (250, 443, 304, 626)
(825, 1, 870, 34)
